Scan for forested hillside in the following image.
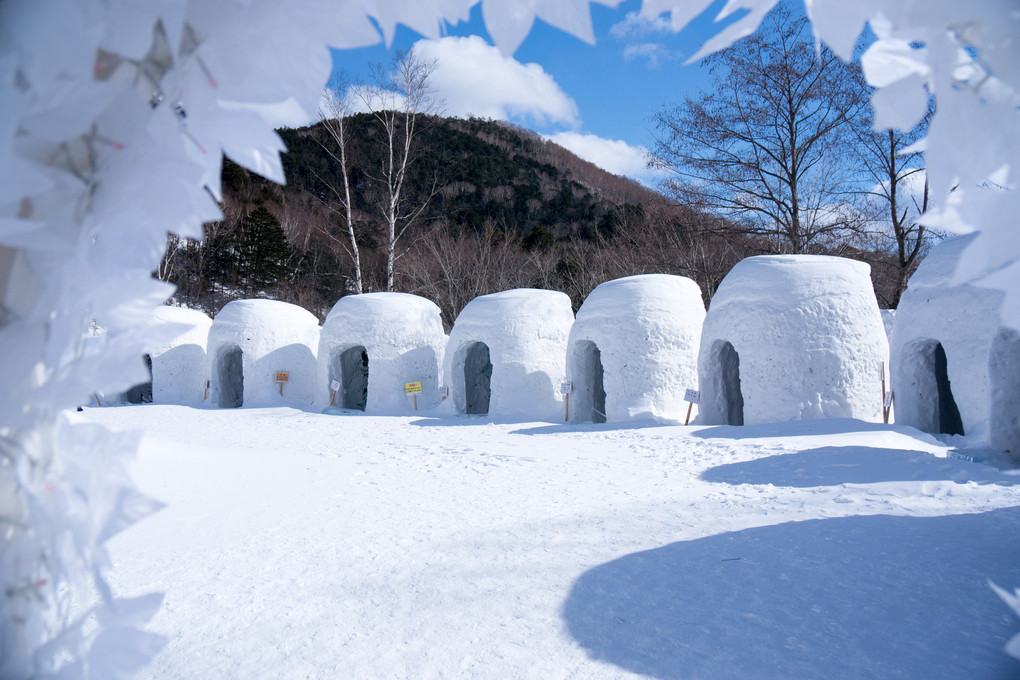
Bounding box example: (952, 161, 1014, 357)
(161, 114, 908, 327)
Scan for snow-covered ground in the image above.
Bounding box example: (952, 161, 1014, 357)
(86, 405, 1020, 679)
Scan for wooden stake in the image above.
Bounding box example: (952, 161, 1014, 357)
(329, 389, 337, 407)
(880, 361, 889, 424)
(564, 392, 570, 423)
(203, 380, 209, 401)
(413, 394, 417, 411)
(93, 393, 102, 407)
(685, 401, 694, 425)
(278, 382, 283, 397)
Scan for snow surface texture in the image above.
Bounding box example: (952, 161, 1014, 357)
(699, 255, 889, 426)
(444, 288, 573, 420)
(89, 406, 1020, 680)
(316, 292, 447, 414)
(2, 0, 1017, 676)
(566, 274, 705, 424)
(207, 300, 320, 408)
(139, 306, 212, 406)
(892, 234, 1018, 460)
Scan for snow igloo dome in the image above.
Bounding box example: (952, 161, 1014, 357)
(444, 288, 574, 420)
(892, 234, 1018, 459)
(698, 255, 888, 426)
(567, 274, 705, 423)
(124, 306, 212, 405)
(317, 292, 447, 413)
(207, 299, 320, 408)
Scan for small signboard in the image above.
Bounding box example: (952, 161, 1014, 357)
(405, 381, 423, 395)
(275, 372, 290, 383)
(561, 381, 573, 395)
(439, 385, 449, 398)
(884, 391, 893, 409)
(330, 379, 341, 392)
(684, 388, 700, 403)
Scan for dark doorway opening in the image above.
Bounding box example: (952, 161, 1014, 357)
(124, 353, 153, 404)
(718, 341, 744, 426)
(933, 343, 964, 436)
(464, 342, 492, 415)
(340, 345, 369, 411)
(576, 340, 607, 423)
(217, 345, 243, 408)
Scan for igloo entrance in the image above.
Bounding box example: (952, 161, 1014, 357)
(713, 341, 744, 426)
(339, 346, 369, 411)
(990, 328, 1020, 457)
(217, 345, 244, 408)
(464, 341, 492, 415)
(574, 341, 607, 423)
(902, 340, 963, 435)
(124, 354, 153, 404)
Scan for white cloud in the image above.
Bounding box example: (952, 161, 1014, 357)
(409, 36, 580, 127)
(542, 131, 667, 186)
(623, 43, 673, 69)
(609, 11, 672, 39)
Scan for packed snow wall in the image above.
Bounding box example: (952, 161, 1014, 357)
(444, 289, 574, 420)
(567, 274, 706, 423)
(207, 300, 319, 408)
(317, 293, 447, 413)
(698, 255, 889, 426)
(139, 306, 212, 406)
(892, 235, 1018, 459)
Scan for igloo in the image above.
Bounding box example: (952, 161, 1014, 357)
(122, 306, 212, 405)
(444, 288, 574, 420)
(892, 234, 1018, 459)
(316, 293, 447, 413)
(698, 255, 888, 426)
(566, 274, 706, 423)
(207, 299, 320, 408)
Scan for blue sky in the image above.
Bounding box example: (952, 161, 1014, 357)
(328, 0, 746, 187)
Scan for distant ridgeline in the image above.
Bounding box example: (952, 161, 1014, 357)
(164, 114, 910, 326)
(277, 115, 658, 242)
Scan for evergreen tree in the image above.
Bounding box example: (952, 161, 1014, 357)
(237, 206, 292, 294)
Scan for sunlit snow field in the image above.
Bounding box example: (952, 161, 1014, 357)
(86, 405, 1020, 679)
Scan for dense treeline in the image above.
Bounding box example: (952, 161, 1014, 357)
(160, 114, 915, 328)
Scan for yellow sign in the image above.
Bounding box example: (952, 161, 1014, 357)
(404, 381, 422, 395)
(275, 372, 290, 383)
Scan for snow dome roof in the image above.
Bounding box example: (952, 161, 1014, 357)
(698, 255, 888, 425)
(444, 288, 574, 420)
(317, 293, 447, 413)
(568, 274, 705, 422)
(142, 306, 212, 356)
(892, 235, 1016, 457)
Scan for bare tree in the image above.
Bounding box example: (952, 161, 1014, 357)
(854, 106, 934, 307)
(650, 5, 864, 253)
(316, 69, 364, 294)
(358, 50, 440, 291)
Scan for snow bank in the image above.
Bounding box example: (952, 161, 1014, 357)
(207, 300, 320, 408)
(566, 274, 705, 423)
(698, 255, 888, 426)
(892, 235, 1018, 459)
(317, 293, 447, 413)
(138, 306, 212, 406)
(444, 289, 573, 420)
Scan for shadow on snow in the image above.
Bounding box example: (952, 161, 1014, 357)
(563, 507, 1020, 680)
(700, 445, 1020, 487)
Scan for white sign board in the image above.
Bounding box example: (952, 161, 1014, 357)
(330, 379, 341, 392)
(439, 385, 449, 398)
(684, 388, 700, 403)
(560, 381, 573, 395)
(884, 391, 893, 409)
